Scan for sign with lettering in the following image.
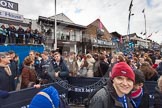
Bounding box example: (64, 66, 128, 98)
(0, 0, 18, 11)
(0, 10, 23, 21)
(68, 77, 107, 104)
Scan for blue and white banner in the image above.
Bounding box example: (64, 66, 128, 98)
(0, 10, 23, 21)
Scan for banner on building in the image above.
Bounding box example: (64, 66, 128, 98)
(0, 0, 18, 11)
(0, 10, 23, 21)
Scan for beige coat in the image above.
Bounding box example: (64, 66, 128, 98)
(86, 57, 95, 77)
(66, 58, 78, 77)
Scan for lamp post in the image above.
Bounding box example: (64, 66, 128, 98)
(51, 0, 57, 50)
(54, 0, 57, 50)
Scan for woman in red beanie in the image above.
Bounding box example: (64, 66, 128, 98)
(88, 62, 135, 108)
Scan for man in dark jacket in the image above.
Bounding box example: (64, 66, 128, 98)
(0, 25, 7, 44)
(0, 52, 13, 91)
(39, 51, 52, 83)
(8, 51, 17, 91)
(89, 62, 135, 108)
(48, 51, 69, 81)
(17, 25, 25, 44)
(7, 25, 16, 43)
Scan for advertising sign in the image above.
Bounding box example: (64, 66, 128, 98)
(0, 0, 18, 11)
(0, 10, 23, 21)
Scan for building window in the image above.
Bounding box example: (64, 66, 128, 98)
(61, 33, 64, 40)
(66, 35, 70, 40)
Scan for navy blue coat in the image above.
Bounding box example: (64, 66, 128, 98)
(48, 57, 69, 81)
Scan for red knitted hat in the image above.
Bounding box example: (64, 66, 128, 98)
(111, 62, 135, 82)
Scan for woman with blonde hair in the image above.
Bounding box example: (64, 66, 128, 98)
(86, 53, 95, 77)
(117, 55, 125, 62)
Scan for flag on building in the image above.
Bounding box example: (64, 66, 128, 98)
(146, 33, 152, 39)
(98, 19, 103, 29)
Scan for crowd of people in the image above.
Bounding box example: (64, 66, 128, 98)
(0, 49, 162, 108)
(0, 24, 46, 45)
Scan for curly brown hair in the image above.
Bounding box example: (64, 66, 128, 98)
(23, 56, 34, 66)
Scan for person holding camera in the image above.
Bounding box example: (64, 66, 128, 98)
(48, 52, 69, 81)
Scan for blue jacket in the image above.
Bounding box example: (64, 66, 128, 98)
(48, 57, 69, 81)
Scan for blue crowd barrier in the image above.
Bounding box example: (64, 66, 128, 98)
(0, 77, 158, 108)
(67, 77, 107, 104)
(0, 81, 68, 108)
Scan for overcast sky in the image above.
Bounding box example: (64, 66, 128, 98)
(1, 0, 162, 43)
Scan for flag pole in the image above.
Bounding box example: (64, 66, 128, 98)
(54, 0, 57, 50)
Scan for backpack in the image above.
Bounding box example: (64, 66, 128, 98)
(84, 85, 109, 108)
